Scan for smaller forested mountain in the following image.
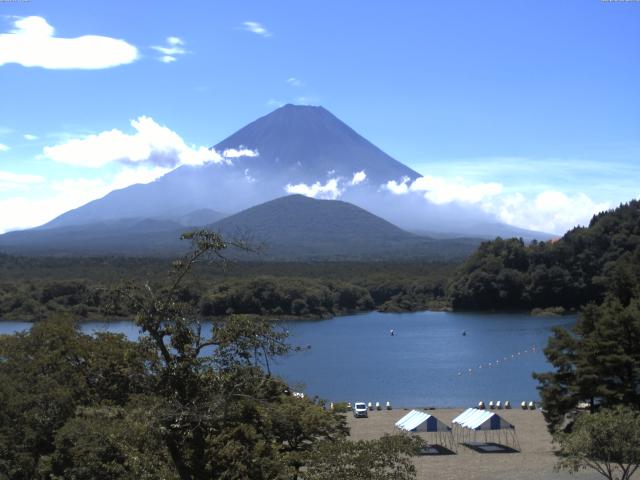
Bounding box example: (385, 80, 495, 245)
(448, 200, 640, 311)
(209, 195, 479, 260)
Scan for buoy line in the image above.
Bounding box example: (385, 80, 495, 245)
(455, 343, 538, 377)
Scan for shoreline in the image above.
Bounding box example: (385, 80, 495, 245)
(0, 305, 577, 324)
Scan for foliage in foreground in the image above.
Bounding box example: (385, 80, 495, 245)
(534, 295, 640, 433)
(0, 231, 421, 480)
(555, 406, 640, 480)
(302, 433, 424, 480)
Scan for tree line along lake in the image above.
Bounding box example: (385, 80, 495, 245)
(0, 311, 575, 407)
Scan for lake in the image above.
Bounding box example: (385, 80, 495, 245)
(0, 311, 575, 407)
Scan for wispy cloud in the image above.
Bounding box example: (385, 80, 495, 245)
(222, 147, 259, 159)
(0, 16, 138, 69)
(286, 77, 303, 87)
(23, 134, 38, 141)
(0, 171, 44, 192)
(242, 21, 271, 37)
(267, 99, 285, 108)
(294, 96, 318, 105)
(0, 143, 9, 152)
(151, 36, 187, 63)
(0, 167, 165, 233)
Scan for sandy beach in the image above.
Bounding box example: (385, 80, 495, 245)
(346, 408, 602, 480)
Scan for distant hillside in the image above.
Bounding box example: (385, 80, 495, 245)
(449, 200, 640, 310)
(0, 218, 185, 256)
(413, 222, 555, 242)
(0, 195, 480, 260)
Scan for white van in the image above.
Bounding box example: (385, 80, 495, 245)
(353, 402, 368, 418)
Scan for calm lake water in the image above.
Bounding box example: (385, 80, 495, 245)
(0, 311, 575, 407)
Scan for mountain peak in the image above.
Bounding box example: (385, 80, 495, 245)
(213, 104, 419, 185)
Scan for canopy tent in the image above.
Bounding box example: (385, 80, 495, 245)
(452, 408, 520, 450)
(395, 410, 455, 451)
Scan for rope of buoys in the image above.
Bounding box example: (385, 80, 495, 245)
(455, 343, 539, 377)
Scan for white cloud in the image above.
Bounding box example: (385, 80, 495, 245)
(409, 176, 503, 205)
(222, 147, 259, 159)
(23, 134, 38, 141)
(0, 170, 44, 192)
(492, 191, 608, 234)
(286, 77, 303, 87)
(0, 143, 8, 152)
(385, 175, 502, 204)
(242, 21, 271, 37)
(384, 173, 608, 234)
(0, 16, 138, 69)
(286, 171, 368, 199)
(286, 178, 343, 200)
(350, 170, 366, 185)
(385, 176, 410, 194)
(42, 116, 233, 169)
(151, 36, 187, 63)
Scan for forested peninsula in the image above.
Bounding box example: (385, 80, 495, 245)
(449, 200, 640, 312)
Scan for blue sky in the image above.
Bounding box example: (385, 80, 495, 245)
(0, 0, 638, 234)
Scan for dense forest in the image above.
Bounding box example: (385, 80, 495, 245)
(0, 256, 455, 321)
(449, 200, 640, 311)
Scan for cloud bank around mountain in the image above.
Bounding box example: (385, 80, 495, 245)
(384, 174, 607, 234)
(0, 16, 138, 69)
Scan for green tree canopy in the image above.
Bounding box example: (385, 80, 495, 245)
(449, 200, 640, 311)
(555, 406, 640, 480)
(534, 295, 640, 433)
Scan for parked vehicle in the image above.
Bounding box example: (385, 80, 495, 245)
(353, 402, 368, 418)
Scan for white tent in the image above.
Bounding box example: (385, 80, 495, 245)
(452, 408, 520, 450)
(395, 410, 455, 451)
